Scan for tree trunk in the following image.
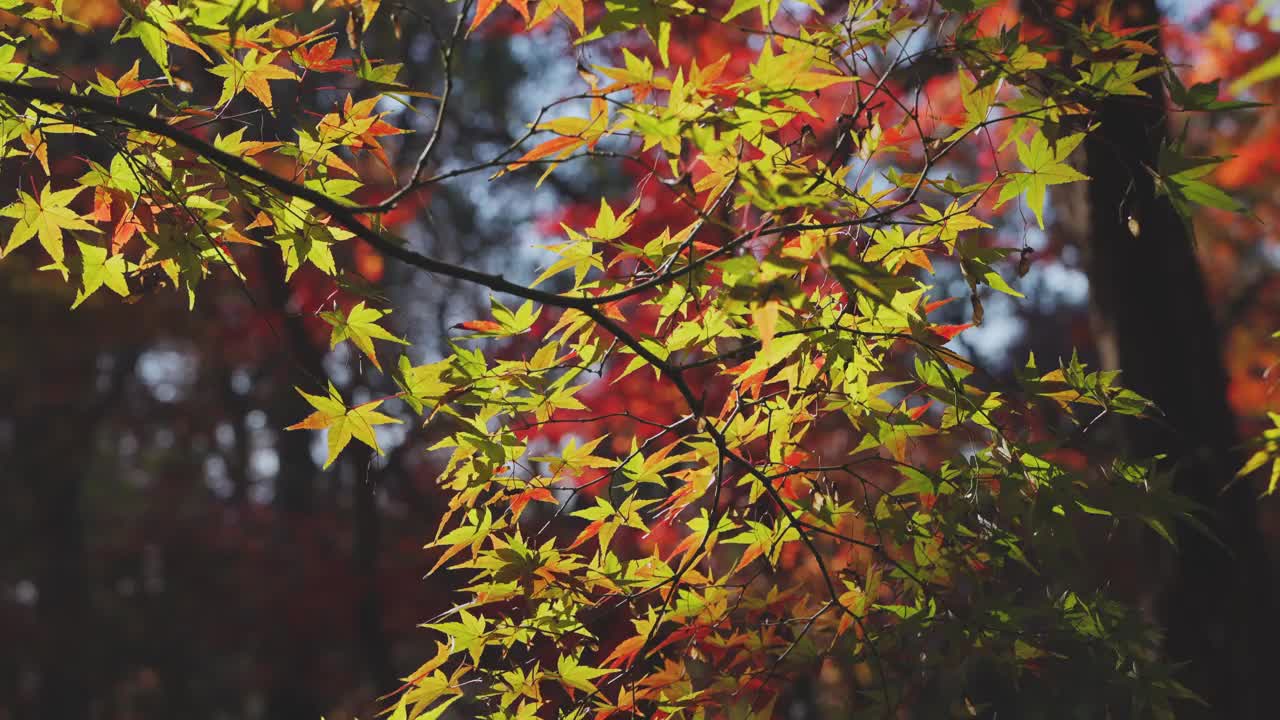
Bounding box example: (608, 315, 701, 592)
(351, 446, 396, 695)
(25, 423, 93, 720)
(1067, 0, 1272, 714)
(262, 250, 326, 720)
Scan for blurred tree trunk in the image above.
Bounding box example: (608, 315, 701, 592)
(262, 251, 325, 720)
(24, 418, 92, 720)
(1042, 0, 1273, 714)
(351, 446, 396, 695)
(7, 285, 108, 720)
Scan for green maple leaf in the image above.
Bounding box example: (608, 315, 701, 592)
(1153, 146, 1245, 236)
(72, 240, 130, 309)
(945, 72, 999, 142)
(580, 0, 693, 66)
(0, 183, 99, 274)
(722, 0, 781, 23)
(994, 131, 1090, 228)
(533, 229, 603, 289)
(0, 41, 55, 82)
(918, 199, 992, 250)
(286, 382, 401, 468)
(554, 654, 617, 696)
(319, 301, 408, 370)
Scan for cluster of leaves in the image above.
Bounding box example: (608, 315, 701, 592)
(0, 0, 1254, 717)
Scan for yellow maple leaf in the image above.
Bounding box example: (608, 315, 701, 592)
(209, 50, 299, 111)
(0, 184, 99, 274)
(286, 383, 401, 468)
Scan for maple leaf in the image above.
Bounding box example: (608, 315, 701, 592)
(1238, 412, 1280, 495)
(72, 240, 130, 309)
(722, 0, 776, 22)
(917, 199, 992, 251)
(505, 84, 612, 183)
(424, 609, 488, 663)
(994, 132, 1090, 228)
(361, 0, 383, 30)
(1154, 146, 1245, 232)
(929, 323, 973, 342)
(554, 654, 617, 696)
(427, 509, 499, 576)
(454, 319, 504, 334)
(595, 49, 663, 101)
(532, 0, 583, 34)
(92, 60, 156, 98)
(724, 0, 822, 26)
(293, 38, 353, 73)
(471, 0, 531, 32)
(209, 50, 299, 111)
(531, 230, 603, 288)
(87, 187, 151, 253)
(751, 301, 780, 355)
(0, 41, 54, 83)
(508, 486, 556, 518)
(286, 383, 401, 468)
(213, 127, 283, 159)
(0, 183, 99, 274)
(945, 72, 999, 142)
(340, 94, 408, 169)
(270, 21, 337, 50)
(319, 301, 409, 370)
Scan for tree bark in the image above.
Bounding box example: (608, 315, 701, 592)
(351, 446, 396, 695)
(1066, 0, 1272, 714)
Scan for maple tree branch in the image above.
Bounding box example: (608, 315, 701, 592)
(0, 79, 592, 311)
(0, 80, 752, 320)
(0, 82, 729, 562)
(0, 76, 1025, 327)
(363, 0, 470, 212)
(584, 103, 1060, 309)
(719, 439, 896, 711)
